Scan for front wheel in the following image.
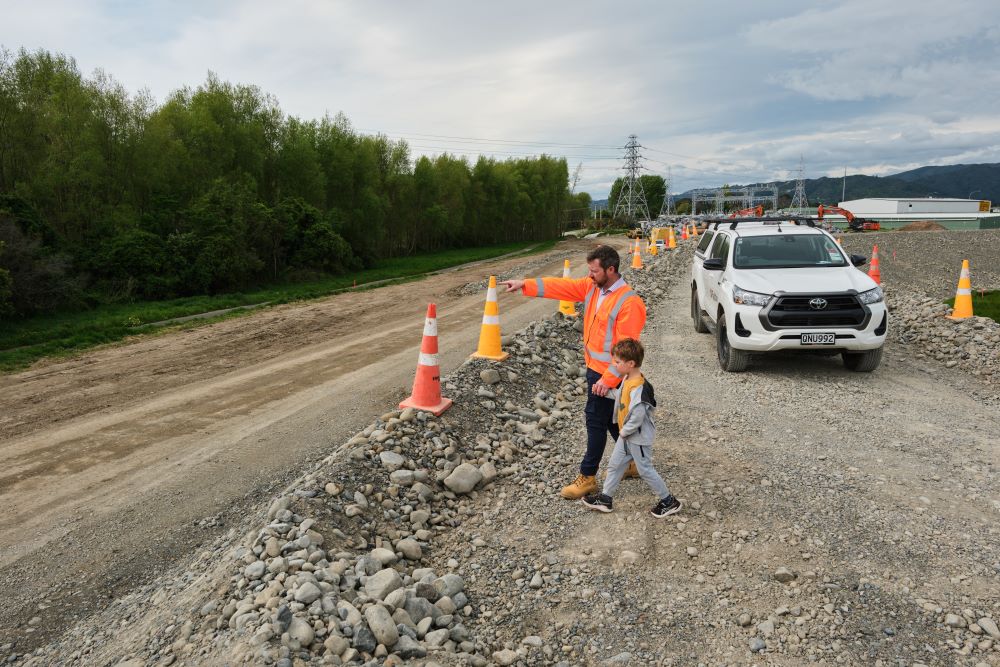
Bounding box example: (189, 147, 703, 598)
(842, 347, 883, 372)
(717, 315, 750, 372)
(692, 288, 709, 333)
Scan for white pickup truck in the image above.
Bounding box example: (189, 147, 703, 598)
(690, 218, 888, 372)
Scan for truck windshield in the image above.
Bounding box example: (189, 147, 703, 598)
(733, 235, 847, 269)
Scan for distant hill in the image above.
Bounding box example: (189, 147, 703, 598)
(674, 162, 1000, 206)
(887, 163, 999, 201)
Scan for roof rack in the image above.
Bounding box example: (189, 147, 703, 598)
(706, 216, 815, 231)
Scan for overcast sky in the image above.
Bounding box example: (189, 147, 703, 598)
(4, 0, 1000, 197)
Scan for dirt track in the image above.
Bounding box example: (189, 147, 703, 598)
(0, 238, 618, 653)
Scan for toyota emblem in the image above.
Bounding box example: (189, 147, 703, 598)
(809, 298, 828, 310)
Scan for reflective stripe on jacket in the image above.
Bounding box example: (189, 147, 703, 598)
(521, 276, 646, 387)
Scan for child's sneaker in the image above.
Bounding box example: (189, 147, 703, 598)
(581, 493, 613, 513)
(650, 495, 682, 518)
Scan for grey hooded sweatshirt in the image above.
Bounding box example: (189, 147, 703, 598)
(610, 377, 657, 450)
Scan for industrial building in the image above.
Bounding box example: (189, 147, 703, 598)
(834, 198, 999, 230)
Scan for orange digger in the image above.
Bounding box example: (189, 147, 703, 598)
(728, 205, 764, 218)
(817, 205, 880, 232)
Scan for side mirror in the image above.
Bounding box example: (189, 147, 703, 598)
(850, 254, 868, 267)
(702, 258, 725, 271)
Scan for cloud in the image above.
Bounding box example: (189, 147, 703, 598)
(3, 0, 1000, 196)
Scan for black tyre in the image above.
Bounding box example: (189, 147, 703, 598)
(692, 288, 709, 334)
(842, 346, 883, 372)
(717, 315, 750, 372)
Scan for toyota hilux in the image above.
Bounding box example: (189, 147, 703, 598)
(690, 218, 887, 372)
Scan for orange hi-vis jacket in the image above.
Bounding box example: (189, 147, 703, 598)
(522, 277, 646, 388)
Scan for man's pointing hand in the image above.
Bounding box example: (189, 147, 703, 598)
(500, 279, 524, 293)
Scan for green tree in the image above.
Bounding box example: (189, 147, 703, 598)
(0, 239, 12, 316)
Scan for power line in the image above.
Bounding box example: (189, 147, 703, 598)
(358, 128, 622, 150)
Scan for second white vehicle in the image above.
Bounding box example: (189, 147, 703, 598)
(690, 218, 888, 372)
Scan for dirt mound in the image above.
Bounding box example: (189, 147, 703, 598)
(899, 220, 947, 231)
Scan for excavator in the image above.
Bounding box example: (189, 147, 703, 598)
(728, 205, 764, 218)
(817, 205, 880, 232)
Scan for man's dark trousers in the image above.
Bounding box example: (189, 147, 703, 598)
(581, 368, 619, 476)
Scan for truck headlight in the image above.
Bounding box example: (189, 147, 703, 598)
(858, 286, 884, 304)
(733, 285, 773, 307)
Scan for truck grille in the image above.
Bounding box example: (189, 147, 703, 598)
(766, 294, 867, 328)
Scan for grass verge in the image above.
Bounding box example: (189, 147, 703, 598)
(0, 239, 555, 371)
(947, 290, 1000, 324)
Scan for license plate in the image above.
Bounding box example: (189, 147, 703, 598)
(800, 333, 835, 345)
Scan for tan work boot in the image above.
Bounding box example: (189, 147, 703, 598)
(561, 474, 598, 499)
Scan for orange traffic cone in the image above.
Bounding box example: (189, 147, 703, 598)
(668, 227, 677, 249)
(631, 238, 643, 269)
(649, 239, 658, 256)
(399, 304, 453, 416)
(472, 275, 509, 360)
(558, 260, 578, 317)
(948, 260, 974, 320)
(867, 244, 881, 285)
(691, 224, 699, 237)
(681, 225, 688, 241)
(837, 236, 843, 246)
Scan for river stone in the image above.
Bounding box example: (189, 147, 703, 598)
(244, 561, 266, 580)
(352, 622, 377, 654)
(370, 547, 398, 566)
(479, 461, 498, 485)
(389, 469, 414, 486)
(404, 596, 436, 623)
(443, 463, 483, 494)
(337, 600, 363, 626)
(288, 617, 314, 645)
(379, 451, 406, 472)
(480, 369, 501, 385)
(385, 587, 408, 610)
(324, 634, 350, 656)
(774, 567, 796, 583)
(395, 634, 427, 659)
(979, 617, 1000, 639)
(424, 628, 450, 647)
(365, 568, 403, 601)
(267, 496, 292, 520)
(397, 538, 422, 560)
(433, 573, 465, 598)
(493, 649, 519, 665)
(294, 581, 322, 604)
(364, 604, 399, 648)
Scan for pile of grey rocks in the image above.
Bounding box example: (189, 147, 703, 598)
(204, 246, 688, 666)
(887, 290, 1000, 388)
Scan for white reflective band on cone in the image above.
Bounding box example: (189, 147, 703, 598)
(957, 288, 971, 295)
(482, 315, 500, 325)
(486, 287, 498, 301)
(423, 318, 438, 336)
(418, 352, 438, 367)
(960, 269, 970, 278)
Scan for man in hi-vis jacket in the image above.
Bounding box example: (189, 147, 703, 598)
(501, 244, 647, 499)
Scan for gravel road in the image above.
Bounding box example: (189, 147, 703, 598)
(1, 231, 998, 666)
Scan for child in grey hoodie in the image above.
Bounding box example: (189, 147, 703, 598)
(581, 338, 682, 518)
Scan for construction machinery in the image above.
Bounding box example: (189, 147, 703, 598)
(729, 205, 764, 218)
(817, 205, 880, 232)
